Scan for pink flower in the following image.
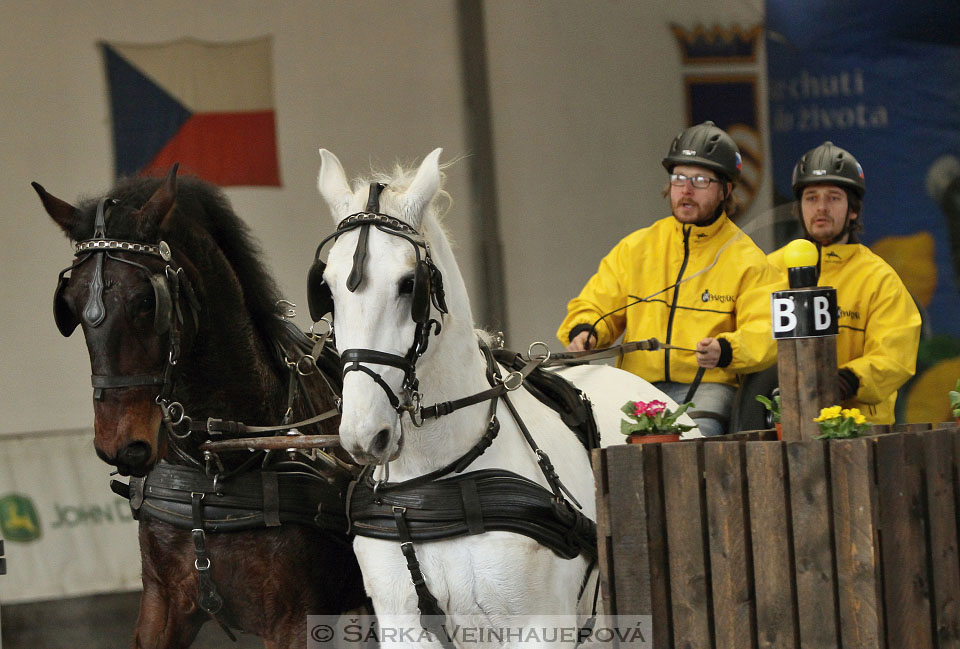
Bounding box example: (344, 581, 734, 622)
(645, 400, 667, 416)
(633, 400, 667, 417)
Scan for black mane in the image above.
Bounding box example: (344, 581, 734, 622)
(69, 174, 288, 344)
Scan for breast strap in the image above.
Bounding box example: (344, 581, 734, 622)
(346, 468, 597, 560)
(115, 463, 351, 539)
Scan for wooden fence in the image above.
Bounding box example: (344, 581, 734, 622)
(592, 423, 960, 649)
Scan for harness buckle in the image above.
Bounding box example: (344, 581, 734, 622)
(406, 391, 425, 427)
(373, 463, 390, 496)
(206, 418, 222, 435)
(195, 557, 211, 571)
(502, 371, 524, 392)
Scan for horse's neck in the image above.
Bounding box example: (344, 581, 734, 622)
(387, 316, 501, 479)
(176, 313, 286, 425)
(387, 218, 504, 476)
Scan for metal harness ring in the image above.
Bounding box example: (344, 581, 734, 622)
(527, 341, 551, 363)
(296, 355, 317, 376)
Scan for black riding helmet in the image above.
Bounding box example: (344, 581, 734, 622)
(661, 120, 742, 183)
(791, 141, 865, 199)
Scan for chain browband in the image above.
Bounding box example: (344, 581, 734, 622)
(75, 239, 171, 259)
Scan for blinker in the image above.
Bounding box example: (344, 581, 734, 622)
(306, 181, 448, 326)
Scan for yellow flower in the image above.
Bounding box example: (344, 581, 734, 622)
(841, 408, 867, 424)
(814, 406, 843, 422)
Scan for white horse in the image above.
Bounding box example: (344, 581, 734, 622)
(315, 148, 697, 647)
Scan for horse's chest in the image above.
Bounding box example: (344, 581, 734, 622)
(355, 534, 553, 612)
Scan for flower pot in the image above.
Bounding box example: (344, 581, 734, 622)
(776, 423, 782, 441)
(627, 432, 681, 444)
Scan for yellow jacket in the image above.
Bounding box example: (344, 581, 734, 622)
(768, 242, 921, 424)
(557, 214, 780, 387)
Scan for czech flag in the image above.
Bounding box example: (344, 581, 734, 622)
(101, 37, 281, 186)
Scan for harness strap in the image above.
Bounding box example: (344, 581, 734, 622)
(393, 506, 457, 649)
(418, 342, 544, 421)
(181, 407, 340, 437)
(684, 366, 707, 404)
(349, 469, 597, 560)
(362, 413, 500, 500)
(190, 493, 238, 642)
(92, 374, 166, 388)
(541, 337, 673, 367)
(502, 392, 581, 509)
(122, 462, 352, 535)
(346, 364, 401, 410)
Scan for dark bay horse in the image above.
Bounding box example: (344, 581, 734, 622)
(35, 166, 365, 648)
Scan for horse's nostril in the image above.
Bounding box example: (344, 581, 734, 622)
(118, 441, 152, 468)
(372, 428, 391, 454)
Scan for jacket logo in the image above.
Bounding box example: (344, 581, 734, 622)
(695, 233, 708, 239)
(825, 251, 841, 260)
(701, 289, 735, 304)
(839, 308, 860, 319)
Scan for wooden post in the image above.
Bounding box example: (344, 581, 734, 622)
(772, 241, 841, 441)
(777, 330, 839, 441)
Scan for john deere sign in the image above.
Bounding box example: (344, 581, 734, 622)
(0, 493, 42, 542)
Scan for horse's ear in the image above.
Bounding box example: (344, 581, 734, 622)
(400, 148, 443, 229)
(32, 182, 80, 236)
(318, 149, 354, 225)
(136, 163, 179, 231)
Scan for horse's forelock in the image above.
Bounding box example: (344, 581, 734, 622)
(356, 162, 451, 227)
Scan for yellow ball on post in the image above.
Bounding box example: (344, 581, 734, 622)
(783, 238, 819, 268)
(783, 239, 819, 289)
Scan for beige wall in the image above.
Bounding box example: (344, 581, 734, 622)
(0, 0, 766, 436)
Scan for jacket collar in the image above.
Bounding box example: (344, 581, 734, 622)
(820, 242, 862, 265)
(671, 211, 730, 243)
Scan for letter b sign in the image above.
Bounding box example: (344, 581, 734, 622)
(771, 288, 838, 339)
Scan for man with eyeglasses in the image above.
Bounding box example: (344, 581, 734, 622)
(767, 142, 920, 424)
(557, 121, 779, 436)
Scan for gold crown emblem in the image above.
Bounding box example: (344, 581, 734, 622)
(670, 23, 762, 64)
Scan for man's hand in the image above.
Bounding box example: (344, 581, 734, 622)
(696, 337, 721, 368)
(566, 330, 597, 352)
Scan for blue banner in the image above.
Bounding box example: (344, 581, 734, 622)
(766, 0, 960, 421)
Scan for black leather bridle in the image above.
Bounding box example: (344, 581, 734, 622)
(308, 183, 448, 422)
(53, 197, 200, 403)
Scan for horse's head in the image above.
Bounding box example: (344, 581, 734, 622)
(36, 166, 201, 476)
(314, 148, 459, 465)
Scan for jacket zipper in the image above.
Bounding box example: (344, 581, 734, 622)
(664, 227, 691, 382)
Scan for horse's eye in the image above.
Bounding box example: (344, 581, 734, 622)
(398, 276, 415, 296)
(137, 293, 155, 314)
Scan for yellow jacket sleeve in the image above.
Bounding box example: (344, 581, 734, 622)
(843, 272, 921, 405)
(557, 237, 631, 347)
(715, 253, 781, 374)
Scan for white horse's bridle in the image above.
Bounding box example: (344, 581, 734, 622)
(307, 183, 448, 424)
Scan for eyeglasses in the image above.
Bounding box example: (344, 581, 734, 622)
(670, 173, 721, 189)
